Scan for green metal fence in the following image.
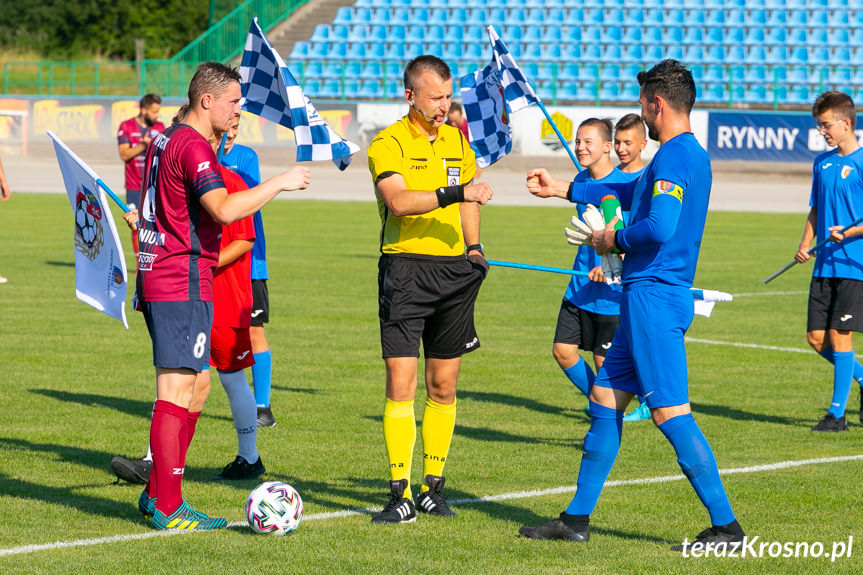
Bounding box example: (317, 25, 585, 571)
(1, 0, 307, 97)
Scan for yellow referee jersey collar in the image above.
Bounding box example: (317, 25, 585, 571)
(399, 115, 454, 144)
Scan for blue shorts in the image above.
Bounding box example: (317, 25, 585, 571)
(142, 300, 213, 372)
(593, 281, 694, 408)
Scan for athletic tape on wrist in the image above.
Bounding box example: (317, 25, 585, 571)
(436, 184, 465, 208)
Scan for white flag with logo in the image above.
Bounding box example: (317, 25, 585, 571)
(48, 131, 129, 329)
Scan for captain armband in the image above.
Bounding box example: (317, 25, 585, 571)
(436, 184, 465, 208)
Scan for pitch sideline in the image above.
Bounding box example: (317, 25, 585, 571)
(2, 454, 862, 557)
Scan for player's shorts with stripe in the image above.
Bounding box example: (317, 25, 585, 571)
(210, 326, 255, 371)
(142, 300, 213, 372)
(378, 254, 484, 359)
(807, 276, 863, 333)
(553, 298, 619, 357)
(126, 188, 140, 211)
(594, 281, 694, 408)
(251, 279, 269, 326)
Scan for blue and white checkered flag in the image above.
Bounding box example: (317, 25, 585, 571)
(460, 25, 539, 168)
(239, 18, 359, 170)
(461, 64, 510, 169)
(487, 25, 538, 114)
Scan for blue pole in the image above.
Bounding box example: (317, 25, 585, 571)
(217, 132, 227, 162)
(96, 178, 130, 213)
(487, 259, 588, 276)
(535, 99, 582, 171)
(763, 215, 863, 283)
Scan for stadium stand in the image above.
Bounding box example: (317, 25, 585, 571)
(288, 0, 863, 107)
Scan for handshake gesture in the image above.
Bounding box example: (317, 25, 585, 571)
(564, 204, 623, 285)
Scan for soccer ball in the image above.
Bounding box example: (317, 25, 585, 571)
(246, 481, 304, 535)
(75, 198, 97, 246)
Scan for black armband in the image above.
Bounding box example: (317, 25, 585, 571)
(566, 182, 574, 202)
(613, 230, 625, 253)
(436, 184, 465, 208)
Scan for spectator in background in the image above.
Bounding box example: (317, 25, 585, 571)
(447, 101, 470, 140)
(117, 93, 164, 253)
(0, 155, 9, 284)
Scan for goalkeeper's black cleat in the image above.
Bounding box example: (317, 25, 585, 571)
(519, 512, 590, 541)
(371, 479, 416, 524)
(671, 520, 745, 552)
(811, 413, 849, 432)
(110, 456, 152, 485)
(415, 474, 457, 517)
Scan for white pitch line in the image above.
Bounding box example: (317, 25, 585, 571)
(2, 454, 862, 557)
(730, 291, 807, 298)
(685, 337, 863, 360)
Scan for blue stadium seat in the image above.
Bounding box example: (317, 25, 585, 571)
(624, 8, 645, 24)
(522, 26, 542, 43)
(392, 8, 411, 22)
(689, 64, 705, 81)
(831, 29, 850, 47)
(808, 29, 828, 46)
(787, 65, 810, 83)
(728, 65, 745, 83)
(599, 82, 622, 102)
(727, 10, 746, 26)
(333, 7, 354, 25)
(834, 47, 851, 62)
(666, 9, 685, 25)
(370, 8, 391, 24)
(359, 80, 383, 99)
(706, 9, 726, 25)
(685, 10, 706, 26)
(562, 27, 582, 43)
(586, 8, 604, 23)
(788, 10, 807, 26)
(444, 26, 464, 42)
(603, 45, 623, 61)
(369, 25, 388, 42)
(855, 67, 863, 85)
(620, 83, 640, 102)
(321, 60, 343, 79)
(385, 80, 402, 99)
(745, 65, 767, 83)
(749, 9, 768, 25)
(564, 8, 585, 24)
(556, 62, 578, 82)
(504, 25, 524, 41)
(508, 8, 527, 23)
(541, 27, 562, 43)
(605, 26, 622, 43)
(583, 45, 602, 62)
(809, 11, 829, 27)
(345, 43, 366, 60)
(425, 25, 445, 42)
(622, 45, 644, 63)
(744, 28, 766, 46)
(519, 43, 541, 61)
(854, 10, 863, 26)
(311, 25, 330, 43)
(385, 43, 406, 61)
(298, 60, 323, 80)
(726, 27, 745, 44)
(318, 80, 341, 99)
(524, 8, 545, 24)
(811, 46, 831, 62)
(727, 45, 746, 63)
(578, 63, 599, 81)
(664, 28, 684, 44)
(644, 45, 665, 62)
(852, 48, 863, 65)
(309, 42, 329, 59)
(767, 9, 787, 26)
(606, 8, 624, 23)
(366, 42, 386, 60)
(684, 28, 704, 45)
(644, 27, 663, 45)
(682, 45, 705, 64)
(622, 27, 643, 43)
(389, 25, 406, 43)
(556, 83, 584, 102)
(600, 63, 621, 81)
(412, 7, 429, 21)
(429, 8, 448, 23)
(302, 79, 323, 98)
(766, 46, 789, 64)
(665, 45, 685, 60)
(700, 83, 727, 104)
(360, 61, 382, 80)
(729, 85, 745, 105)
(347, 25, 366, 42)
(830, 66, 853, 84)
(745, 46, 767, 64)
(767, 28, 787, 45)
(290, 42, 310, 60)
(541, 44, 565, 61)
(790, 46, 809, 64)
(746, 85, 770, 104)
(464, 26, 484, 43)
(645, 8, 664, 24)
(703, 65, 725, 82)
(621, 64, 642, 82)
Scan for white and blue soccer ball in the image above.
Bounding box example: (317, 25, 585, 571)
(246, 481, 304, 535)
(75, 199, 97, 246)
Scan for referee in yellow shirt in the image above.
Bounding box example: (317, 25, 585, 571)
(367, 55, 494, 524)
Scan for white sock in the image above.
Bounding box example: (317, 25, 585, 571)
(143, 400, 155, 462)
(218, 369, 259, 463)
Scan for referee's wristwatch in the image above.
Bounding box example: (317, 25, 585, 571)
(466, 243, 484, 255)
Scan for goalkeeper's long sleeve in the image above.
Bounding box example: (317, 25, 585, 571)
(616, 193, 683, 252)
(567, 179, 637, 209)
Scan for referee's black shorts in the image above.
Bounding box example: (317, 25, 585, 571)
(378, 253, 484, 359)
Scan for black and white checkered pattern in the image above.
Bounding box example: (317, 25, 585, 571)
(239, 18, 359, 170)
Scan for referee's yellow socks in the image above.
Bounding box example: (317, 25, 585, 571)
(421, 397, 457, 492)
(383, 399, 415, 498)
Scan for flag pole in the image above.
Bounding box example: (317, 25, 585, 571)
(96, 178, 130, 213)
(763, 215, 863, 283)
(535, 99, 582, 171)
(487, 259, 588, 276)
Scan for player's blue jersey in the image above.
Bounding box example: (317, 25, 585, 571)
(221, 144, 268, 280)
(565, 167, 635, 315)
(618, 133, 710, 287)
(809, 147, 863, 281)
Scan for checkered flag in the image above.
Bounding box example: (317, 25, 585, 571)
(460, 25, 539, 168)
(461, 64, 510, 169)
(487, 25, 538, 114)
(239, 18, 359, 170)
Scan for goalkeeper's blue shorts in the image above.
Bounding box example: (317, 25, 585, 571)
(593, 280, 694, 408)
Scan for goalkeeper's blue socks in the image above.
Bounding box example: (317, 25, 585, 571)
(252, 350, 272, 408)
(659, 413, 736, 527)
(562, 358, 595, 399)
(565, 402, 623, 515)
(827, 350, 855, 418)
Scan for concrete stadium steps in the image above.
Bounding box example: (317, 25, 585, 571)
(269, 0, 358, 62)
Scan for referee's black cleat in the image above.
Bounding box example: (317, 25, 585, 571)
(811, 413, 849, 432)
(110, 456, 152, 485)
(519, 512, 590, 541)
(371, 479, 416, 524)
(671, 520, 745, 552)
(415, 474, 457, 517)
(213, 455, 265, 480)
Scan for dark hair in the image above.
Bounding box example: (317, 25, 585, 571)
(404, 55, 451, 91)
(578, 117, 613, 142)
(614, 113, 646, 137)
(637, 59, 696, 113)
(172, 103, 190, 125)
(140, 93, 161, 108)
(813, 91, 856, 129)
(188, 62, 241, 104)
(449, 101, 463, 114)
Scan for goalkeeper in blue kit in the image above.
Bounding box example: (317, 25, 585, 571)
(520, 60, 744, 550)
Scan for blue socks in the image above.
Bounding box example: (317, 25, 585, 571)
(251, 350, 272, 408)
(659, 413, 735, 527)
(565, 402, 623, 515)
(818, 348, 863, 386)
(827, 350, 856, 418)
(562, 358, 595, 398)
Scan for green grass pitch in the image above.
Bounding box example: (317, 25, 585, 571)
(0, 194, 860, 574)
